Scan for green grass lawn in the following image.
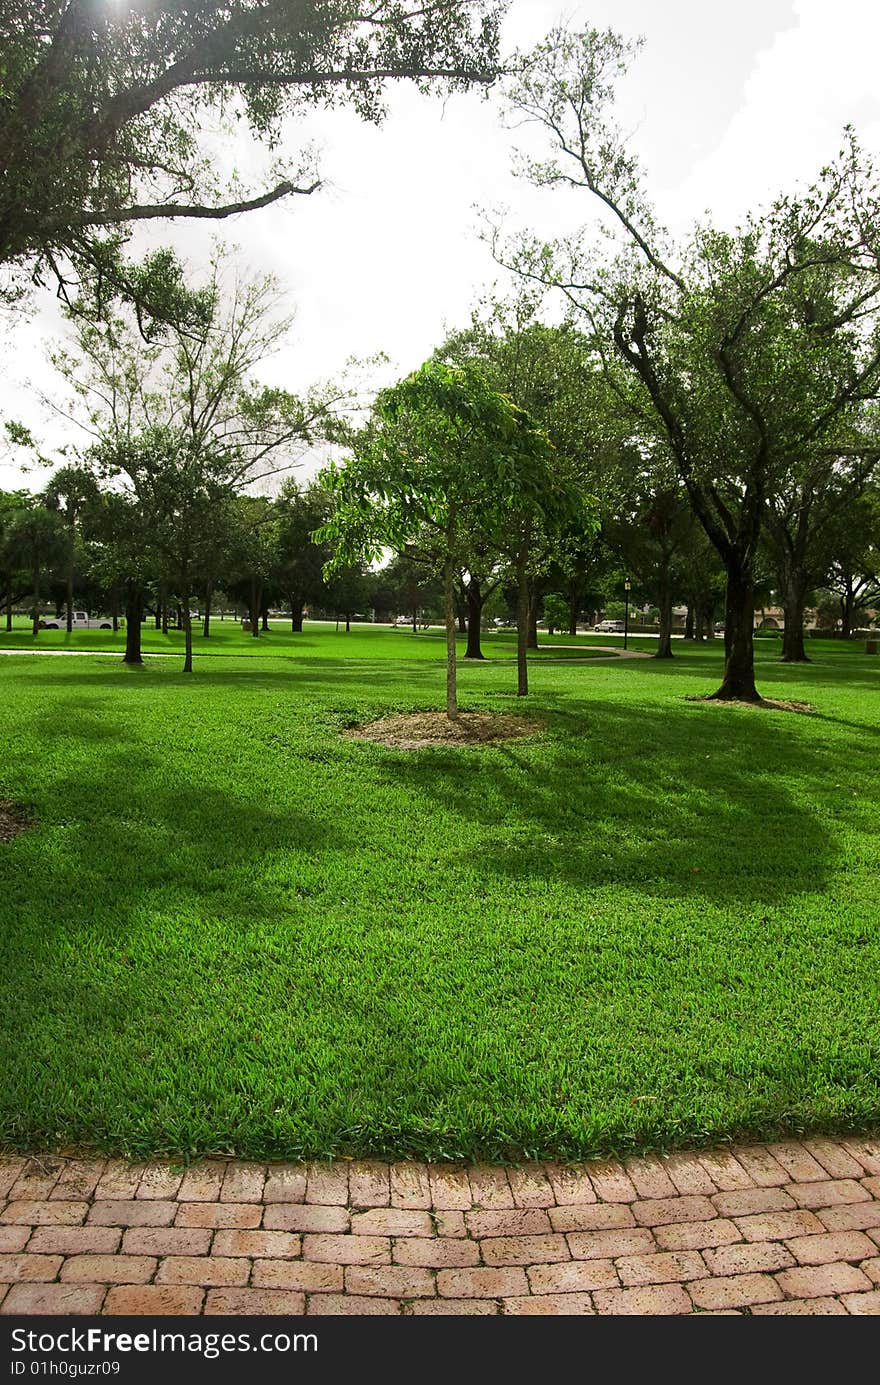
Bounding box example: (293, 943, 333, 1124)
(0, 625, 878, 1162)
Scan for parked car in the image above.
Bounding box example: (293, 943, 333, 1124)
(39, 610, 112, 630)
(594, 619, 625, 633)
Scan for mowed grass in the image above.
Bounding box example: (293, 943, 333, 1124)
(0, 626, 878, 1162)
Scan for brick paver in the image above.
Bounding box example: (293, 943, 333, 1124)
(1, 1138, 878, 1315)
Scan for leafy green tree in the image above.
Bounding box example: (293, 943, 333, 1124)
(496, 27, 880, 701)
(318, 358, 565, 717)
(273, 481, 332, 632)
(5, 502, 70, 635)
(0, 2, 501, 316)
(43, 462, 100, 632)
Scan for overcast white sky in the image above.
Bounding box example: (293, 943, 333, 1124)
(3, 0, 880, 490)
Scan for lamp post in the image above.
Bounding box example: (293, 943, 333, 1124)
(624, 578, 631, 651)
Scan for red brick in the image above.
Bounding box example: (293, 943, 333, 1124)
(465, 1209, 551, 1238)
(348, 1162, 390, 1208)
(0, 1253, 63, 1282)
(8, 1159, 63, 1200)
(307, 1293, 400, 1315)
(175, 1202, 261, 1229)
(104, 1285, 205, 1315)
(840, 1139, 880, 1176)
(29, 1227, 121, 1255)
(350, 1208, 432, 1237)
(157, 1256, 249, 1287)
(567, 1228, 655, 1260)
(345, 1265, 434, 1297)
(527, 1260, 617, 1294)
(616, 1250, 706, 1285)
(842, 1290, 880, 1314)
(0, 1158, 27, 1197)
(859, 1257, 880, 1284)
(689, 1273, 782, 1309)
(122, 1228, 211, 1256)
(549, 1204, 636, 1233)
(177, 1163, 226, 1202)
(861, 1175, 880, 1197)
(62, 1254, 156, 1284)
(468, 1165, 514, 1208)
(624, 1156, 677, 1200)
(789, 1179, 870, 1209)
(212, 1229, 300, 1258)
(733, 1146, 791, 1187)
(816, 1203, 880, 1232)
(785, 1230, 876, 1265)
(0, 1226, 30, 1252)
(262, 1165, 307, 1203)
(393, 1237, 479, 1268)
(775, 1263, 872, 1297)
(411, 1297, 499, 1314)
(543, 1165, 596, 1206)
(303, 1234, 390, 1265)
(735, 1210, 824, 1242)
(437, 1267, 529, 1297)
(136, 1166, 183, 1200)
(507, 1167, 555, 1208)
(752, 1296, 847, 1315)
(433, 1210, 467, 1237)
(94, 1162, 143, 1200)
(765, 1142, 829, 1182)
(263, 1204, 349, 1234)
(305, 1163, 349, 1206)
(205, 1288, 305, 1314)
(2, 1200, 87, 1225)
(661, 1153, 716, 1196)
(252, 1260, 343, 1292)
(696, 1151, 753, 1191)
(585, 1160, 636, 1203)
(0, 1283, 106, 1315)
(801, 1140, 864, 1179)
(712, 1188, 795, 1218)
(221, 1161, 266, 1204)
(504, 1293, 594, 1315)
(389, 1163, 431, 1209)
(655, 1220, 741, 1251)
(633, 1196, 715, 1227)
(427, 1166, 472, 1210)
(703, 1242, 794, 1275)
(592, 1284, 691, 1315)
(51, 1161, 105, 1201)
(88, 1200, 175, 1227)
(481, 1233, 570, 1266)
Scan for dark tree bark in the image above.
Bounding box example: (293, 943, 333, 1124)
(261, 601, 270, 632)
(711, 566, 760, 701)
(288, 592, 304, 632)
(516, 551, 530, 696)
(122, 580, 143, 664)
(655, 578, 674, 658)
(527, 585, 539, 650)
(202, 584, 213, 638)
(31, 563, 40, 635)
(411, 605, 418, 634)
(249, 575, 262, 637)
(5, 588, 11, 631)
(455, 589, 467, 635)
(684, 605, 694, 640)
(345, 613, 351, 632)
(781, 566, 809, 662)
(568, 590, 579, 638)
(161, 588, 169, 634)
(181, 567, 193, 673)
(443, 538, 458, 720)
(464, 578, 485, 659)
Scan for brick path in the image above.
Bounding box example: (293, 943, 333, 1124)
(2, 1140, 879, 1315)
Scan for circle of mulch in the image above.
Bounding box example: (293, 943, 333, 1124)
(683, 694, 816, 714)
(0, 800, 32, 842)
(342, 710, 544, 750)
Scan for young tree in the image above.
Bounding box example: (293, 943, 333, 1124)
(5, 503, 70, 635)
(42, 462, 101, 632)
(495, 27, 880, 701)
(273, 481, 332, 632)
(318, 359, 564, 718)
(0, 2, 501, 315)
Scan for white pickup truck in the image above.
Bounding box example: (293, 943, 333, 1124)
(39, 610, 113, 630)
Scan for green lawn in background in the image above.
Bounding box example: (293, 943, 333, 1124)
(0, 626, 878, 1161)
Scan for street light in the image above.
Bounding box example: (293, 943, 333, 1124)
(624, 578, 631, 651)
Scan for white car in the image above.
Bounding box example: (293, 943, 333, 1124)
(40, 610, 113, 630)
(594, 619, 625, 633)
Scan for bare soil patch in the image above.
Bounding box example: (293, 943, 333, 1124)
(684, 695, 816, 714)
(0, 800, 31, 842)
(343, 710, 543, 750)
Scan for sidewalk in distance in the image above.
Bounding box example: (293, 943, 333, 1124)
(2, 1140, 879, 1316)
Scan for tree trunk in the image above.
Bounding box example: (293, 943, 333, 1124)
(261, 602, 270, 632)
(516, 552, 530, 697)
(31, 564, 40, 636)
(655, 578, 674, 658)
(161, 588, 169, 635)
(123, 582, 143, 665)
(289, 594, 303, 632)
(568, 588, 579, 638)
(464, 579, 485, 659)
(527, 585, 539, 650)
(411, 605, 418, 634)
(182, 570, 193, 673)
(5, 587, 11, 632)
(203, 584, 212, 638)
(684, 605, 694, 640)
(781, 569, 809, 663)
(443, 548, 458, 720)
(840, 584, 854, 639)
(249, 576, 261, 638)
(65, 558, 74, 633)
(711, 567, 760, 701)
(345, 613, 351, 633)
(455, 590, 467, 636)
